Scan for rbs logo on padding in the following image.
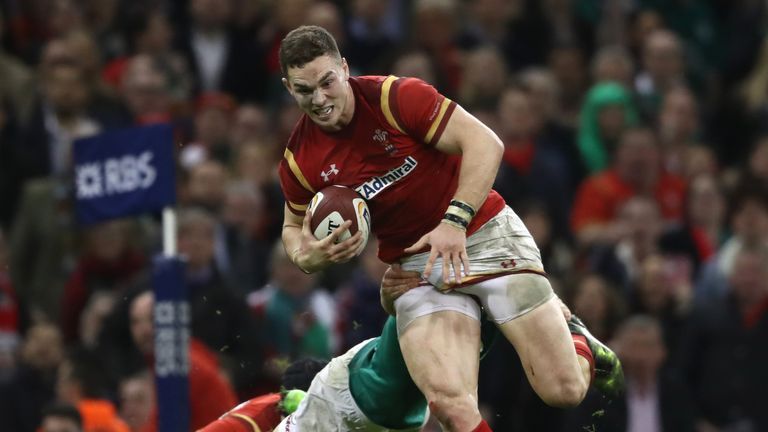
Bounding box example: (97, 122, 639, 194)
(76, 151, 157, 199)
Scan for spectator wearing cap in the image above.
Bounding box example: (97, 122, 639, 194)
(577, 81, 640, 173)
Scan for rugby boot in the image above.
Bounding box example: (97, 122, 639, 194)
(568, 315, 625, 398)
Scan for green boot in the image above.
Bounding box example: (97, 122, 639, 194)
(568, 315, 625, 398)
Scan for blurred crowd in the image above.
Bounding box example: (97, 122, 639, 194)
(0, 0, 767, 431)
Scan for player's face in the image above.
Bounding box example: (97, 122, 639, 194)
(283, 55, 353, 131)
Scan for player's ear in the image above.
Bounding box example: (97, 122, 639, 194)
(282, 77, 293, 95)
(341, 57, 349, 81)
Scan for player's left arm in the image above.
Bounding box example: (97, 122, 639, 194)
(404, 106, 503, 284)
(432, 105, 504, 211)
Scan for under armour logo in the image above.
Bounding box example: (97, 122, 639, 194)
(320, 164, 339, 182)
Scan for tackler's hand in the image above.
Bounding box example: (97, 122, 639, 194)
(380, 264, 423, 315)
(292, 210, 364, 273)
(556, 295, 572, 321)
(404, 222, 470, 286)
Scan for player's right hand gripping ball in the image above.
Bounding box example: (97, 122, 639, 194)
(307, 185, 370, 256)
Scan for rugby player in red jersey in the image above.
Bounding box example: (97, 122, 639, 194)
(277, 26, 623, 432)
(200, 272, 510, 432)
(197, 358, 326, 432)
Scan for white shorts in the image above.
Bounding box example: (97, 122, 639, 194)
(395, 206, 553, 333)
(274, 340, 427, 432)
(400, 206, 544, 289)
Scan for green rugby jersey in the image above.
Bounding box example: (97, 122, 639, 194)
(348, 316, 498, 429)
(348, 317, 425, 429)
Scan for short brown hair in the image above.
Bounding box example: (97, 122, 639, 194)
(279, 25, 341, 76)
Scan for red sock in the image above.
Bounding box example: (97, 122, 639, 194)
(572, 334, 595, 382)
(471, 419, 493, 432)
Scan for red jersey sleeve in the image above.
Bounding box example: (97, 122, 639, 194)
(383, 77, 457, 146)
(279, 148, 316, 216)
(198, 394, 282, 432)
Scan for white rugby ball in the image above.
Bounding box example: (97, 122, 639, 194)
(307, 185, 370, 256)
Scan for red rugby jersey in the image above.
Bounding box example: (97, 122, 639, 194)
(197, 393, 282, 432)
(279, 75, 505, 263)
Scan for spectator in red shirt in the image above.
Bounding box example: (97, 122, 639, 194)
(60, 220, 145, 344)
(571, 127, 686, 248)
(128, 291, 238, 432)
